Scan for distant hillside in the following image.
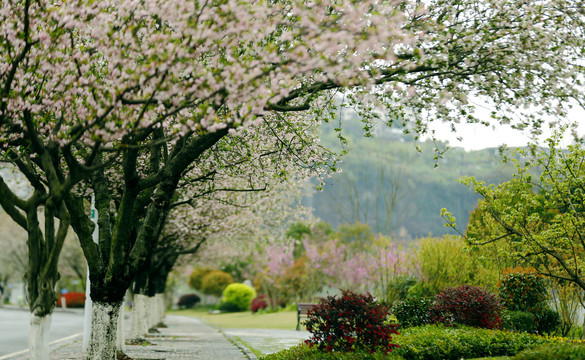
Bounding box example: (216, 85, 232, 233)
(303, 112, 515, 243)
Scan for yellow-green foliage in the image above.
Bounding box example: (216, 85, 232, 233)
(188, 267, 213, 290)
(413, 236, 501, 296)
(200, 270, 234, 297)
(222, 283, 256, 311)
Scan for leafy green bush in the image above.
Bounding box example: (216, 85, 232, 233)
(534, 307, 561, 335)
(177, 293, 201, 309)
(513, 343, 585, 360)
(502, 310, 535, 333)
(217, 300, 241, 313)
(429, 285, 503, 329)
(392, 297, 433, 328)
(221, 283, 256, 311)
(188, 267, 213, 290)
(499, 267, 547, 314)
(394, 325, 555, 360)
(260, 344, 404, 360)
(304, 289, 399, 354)
(201, 270, 234, 297)
(264, 325, 564, 360)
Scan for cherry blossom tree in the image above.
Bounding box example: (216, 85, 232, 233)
(1, 0, 584, 359)
(128, 124, 321, 340)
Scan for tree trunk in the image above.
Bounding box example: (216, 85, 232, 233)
(116, 305, 125, 353)
(29, 313, 51, 360)
(86, 301, 122, 360)
(130, 294, 149, 339)
(154, 293, 166, 325)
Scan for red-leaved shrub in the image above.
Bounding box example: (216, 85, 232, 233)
(250, 294, 268, 313)
(56, 292, 86, 308)
(429, 285, 502, 329)
(304, 289, 399, 354)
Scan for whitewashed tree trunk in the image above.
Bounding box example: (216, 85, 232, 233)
(29, 313, 51, 360)
(86, 301, 121, 360)
(145, 296, 154, 328)
(116, 305, 125, 353)
(130, 294, 149, 339)
(155, 293, 165, 324)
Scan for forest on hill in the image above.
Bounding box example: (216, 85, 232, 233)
(303, 112, 517, 243)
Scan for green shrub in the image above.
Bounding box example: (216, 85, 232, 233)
(260, 344, 404, 360)
(499, 267, 547, 314)
(394, 325, 556, 360)
(217, 300, 241, 313)
(264, 325, 566, 360)
(201, 270, 234, 297)
(534, 307, 561, 335)
(513, 343, 585, 360)
(177, 293, 201, 309)
(221, 283, 256, 312)
(502, 310, 535, 333)
(392, 297, 433, 328)
(188, 267, 213, 290)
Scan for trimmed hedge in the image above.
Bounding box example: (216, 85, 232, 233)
(263, 325, 566, 360)
(260, 344, 404, 360)
(513, 343, 585, 360)
(394, 325, 554, 360)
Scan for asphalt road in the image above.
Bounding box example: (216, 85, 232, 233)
(0, 306, 84, 358)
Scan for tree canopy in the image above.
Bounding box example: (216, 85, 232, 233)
(1, 0, 584, 359)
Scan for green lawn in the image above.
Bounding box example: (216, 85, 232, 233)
(169, 307, 303, 330)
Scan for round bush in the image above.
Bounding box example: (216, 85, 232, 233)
(499, 267, 547, 314)
(429, 285, 503, 329)
(392, 297, 433, 328)
(304, 289, 399, 354)
(177, 293, 201, 309)
(188, 267, 213, 290)
(502, 310, 535, 333)
(534, 307, 561, 335)
(221, 283, 256, 312)
(200, 270, 234, 297)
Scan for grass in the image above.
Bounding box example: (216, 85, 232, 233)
(169, 307, 303, 330)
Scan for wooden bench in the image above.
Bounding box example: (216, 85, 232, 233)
(296, 303, 317, 331)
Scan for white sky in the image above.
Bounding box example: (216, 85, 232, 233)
(427, 106, 585, 151)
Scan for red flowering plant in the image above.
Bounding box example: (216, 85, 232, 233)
(304, 289, 399, 354)
(429, 285, 503, 329)
(250, 294, 268, 313)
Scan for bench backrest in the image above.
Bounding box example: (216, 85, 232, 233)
(297, 303, 317, 314)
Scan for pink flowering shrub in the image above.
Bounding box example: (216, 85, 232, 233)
(304, 289, 399, 354)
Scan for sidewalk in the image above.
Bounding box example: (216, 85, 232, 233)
(7, 315, 255, 360)
(4, 314, 310, 360)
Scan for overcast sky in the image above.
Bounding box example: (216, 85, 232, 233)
(427, 105, 584, 151)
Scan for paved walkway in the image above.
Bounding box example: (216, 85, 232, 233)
(5, 315, 309, 360)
